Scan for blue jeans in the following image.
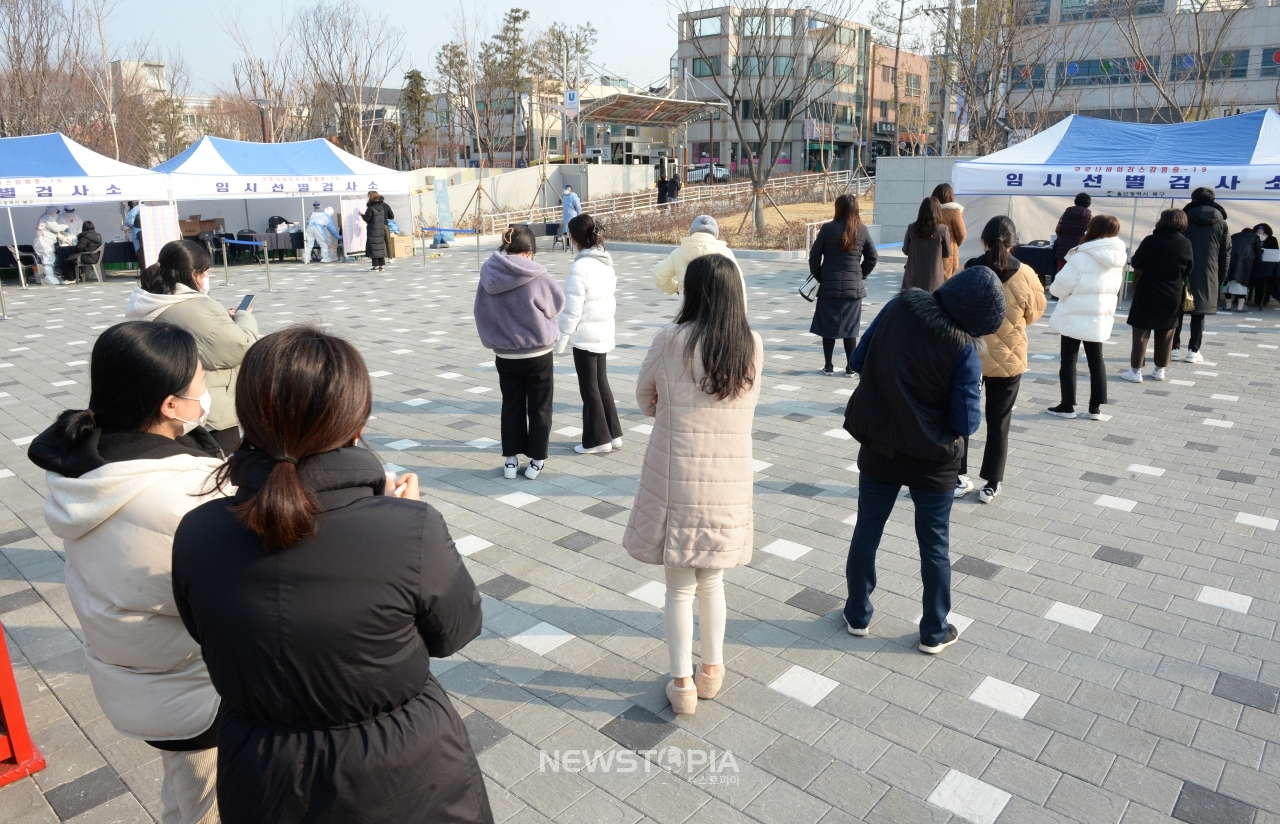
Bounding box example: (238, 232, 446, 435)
(844, 473, 954, 645)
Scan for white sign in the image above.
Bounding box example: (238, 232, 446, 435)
(953, 162, 1280, 200)
(564, 89, 579, 120)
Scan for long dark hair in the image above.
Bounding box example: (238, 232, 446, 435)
(500, 225, 536, 255)
(915, 197, 940, 240)
(1156, 209, 1188, 233)
(218, 326, 372, 550)
(52, 321, 199, 444)
(674, 254, 755, 400)
(931, 183, 954, 204)
(140, 239, 210, 295)
(568, 213, 603, 249)
(1082, 214, 1121, 243)
(833, 194, 861, 252)
(980, 215, 1017, 273)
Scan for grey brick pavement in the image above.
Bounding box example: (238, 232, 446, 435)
(0, 244, 1276, 822)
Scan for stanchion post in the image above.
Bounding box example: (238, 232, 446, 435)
(263, 241, 273, 291)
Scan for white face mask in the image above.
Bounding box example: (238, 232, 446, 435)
(1258, 231, 1267, 240)
(175, 390, 211, 435)
(197, 277, 209, 295)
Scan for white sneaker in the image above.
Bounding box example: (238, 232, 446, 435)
(1149, 367, 1166, 381)
(978, 484, 1000, 504)
(1119, 368, 1143, 383)
(525, 460, 544, 480)
(1082, 409, 1103, 420)
(1185, 350, 1203, 363)
(503, 458, 518, 479)
(1171, 348, 1180, 361)
(575, 443, 613, 454)
(844, 616, 868, 636)
(954, 476, 973, 498)
(610, 437, 623, 449)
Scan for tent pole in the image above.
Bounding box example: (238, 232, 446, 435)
(7, 208, 26, 289)
(301, 198, 308, 267)
(264, 241, 273, 292)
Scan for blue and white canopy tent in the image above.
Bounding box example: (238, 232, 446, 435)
(154, 137, 411, 255)
(950, 110, 1280, 258)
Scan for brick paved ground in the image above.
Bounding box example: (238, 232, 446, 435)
(0, 245, 1276, 823)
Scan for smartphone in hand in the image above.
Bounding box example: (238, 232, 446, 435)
(237, 294, 256, 313)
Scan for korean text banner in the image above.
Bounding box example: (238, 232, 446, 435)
(0, 133, 170, 205)
(953, 163, 1280, 200)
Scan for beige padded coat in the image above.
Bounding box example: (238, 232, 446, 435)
(623, 323, 763, 569)
(938, 203, 967, 278)
(980, 261, 1047, 378)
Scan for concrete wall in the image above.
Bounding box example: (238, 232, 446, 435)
(873, 156, 970, 247)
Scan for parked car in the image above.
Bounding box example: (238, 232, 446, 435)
(686, 163, 729, 183)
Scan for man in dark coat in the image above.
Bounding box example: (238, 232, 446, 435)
(362, 191, 394, 271)
(842, 266, 1006, 655)
(666, 175, 681, 202)
(1053, 192, 1092, 274)
(656, 174, 669, 205)
(1176, 187, 1229, 360)
(1224, 226, 1261, 312)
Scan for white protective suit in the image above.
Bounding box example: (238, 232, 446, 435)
(34, 207, 69, 283)
(303, 206, 341, 263)
(59, 207, 81, 246)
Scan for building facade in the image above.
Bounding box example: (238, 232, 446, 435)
(674, 5, 873, 174)
(869, 45, 931, 158)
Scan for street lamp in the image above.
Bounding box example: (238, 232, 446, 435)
(250, 98, 272, 143)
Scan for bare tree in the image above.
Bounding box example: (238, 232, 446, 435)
(293, 0, 406, 159)
(221, 9, 317, 142)
(672, 0, 863, 232)
(0, 0, 80, 137)
(72, 0, 124, 158)
(534, 22, 598, 163)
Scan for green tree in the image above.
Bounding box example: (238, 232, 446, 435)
(401, 68, 430, 167)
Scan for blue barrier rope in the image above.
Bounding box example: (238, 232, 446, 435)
(420, 227, 476, 234)
(221, 239, 266, 247)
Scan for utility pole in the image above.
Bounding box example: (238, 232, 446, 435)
(891, 0, 905, 156)
(937, 0, 957, 156)
(562, 50, 569, 163)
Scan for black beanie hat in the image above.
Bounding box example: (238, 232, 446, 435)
(934, 265, 1006, 337)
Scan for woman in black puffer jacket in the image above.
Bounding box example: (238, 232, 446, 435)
(808, 193, 877, 376)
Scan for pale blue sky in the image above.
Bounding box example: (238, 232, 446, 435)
(111, 0, 682, 96)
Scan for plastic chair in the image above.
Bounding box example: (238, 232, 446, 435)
(5, 246, 37, 288)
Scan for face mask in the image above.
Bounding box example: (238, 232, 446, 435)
(175, 390, 211, 435)
(198, 277, 209, 295)
(1258, 231, 1267, 240)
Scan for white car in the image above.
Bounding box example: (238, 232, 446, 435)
(685, 163, 729, 183)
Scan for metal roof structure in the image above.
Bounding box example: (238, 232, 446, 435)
(578, 92, 727, 126)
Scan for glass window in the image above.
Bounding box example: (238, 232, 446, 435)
(772, 100, 793, 120)
(1063, 0, 1164, 18)
(692, 57, 720, 77)
(774, 15, 794, 36)
(810, 60, 836, 80)
(905, 73, 922, 95)
(879, 100, 889, 119)
(737, 14, 766, 36)
(1178, 0, 1245, 10)
(733, 56, 765, 76)
(837, 27, 859, 46)
(1057, 57, 1158, 86)
(1170, 50, 1249, 79)
(693, 16, 722, 37)
(838, 64, 857, 84)
(1262, 46, 1280, 76)
(1021, 0, 1050, 23)
(1011, 64, 1045, 89)
(774, 56, 795, 76)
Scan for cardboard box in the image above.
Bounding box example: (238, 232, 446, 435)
(179, 218, 226, 236)
(386, 234, 415, 258)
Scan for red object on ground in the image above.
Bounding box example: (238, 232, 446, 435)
(0, 620, 45, 787)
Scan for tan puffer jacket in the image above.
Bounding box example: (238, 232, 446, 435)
(980, 261, 1047, 378)
(623, 323, 763, 568)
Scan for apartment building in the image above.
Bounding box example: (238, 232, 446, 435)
(674, 5, 873, 173)
(869, 45, 931, 157)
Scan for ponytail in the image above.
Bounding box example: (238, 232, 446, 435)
(139, 239, 211, 294)
(568, 213, 603, 249)
(229, 456, 323, 550)
(51, 409, 98, 447)
(980, 215, 1018, 274)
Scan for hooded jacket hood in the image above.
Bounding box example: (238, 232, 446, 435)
(1072, 236, 1128, 268)
(1185, 203, 1225, 227)
(574, 246, 613, 267)
(124, 283, 202, 321)
(934, 265, 1007, 337)
(479, 251, 549, 295)
(939, 202, 963, 213)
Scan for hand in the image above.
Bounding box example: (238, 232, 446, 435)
(228, 308, 236, 318)
(391, 473, 419, 500)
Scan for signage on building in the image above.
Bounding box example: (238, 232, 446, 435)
(564, 89, 579, 120)
(803, 119, 858, 143)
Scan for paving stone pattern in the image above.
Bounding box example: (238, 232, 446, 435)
(0, 248, 1277, 823)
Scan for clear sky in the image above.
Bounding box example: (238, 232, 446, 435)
(111, 0, 683, 96)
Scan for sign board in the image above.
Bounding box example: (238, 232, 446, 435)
(565, 89, 579, 120)
(340, 198, 366, 255)
(137, 203, 180, 268)
(433, 179, 453, 243)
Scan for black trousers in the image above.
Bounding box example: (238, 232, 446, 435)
(960, 374, 1020, 484)
(1059, 336, 1107, 409)
(1173, 313, 1204, 351)
(1252, 276, 1277, 308)
(495, 353, 554, 461)
(572, 348, 622, 448)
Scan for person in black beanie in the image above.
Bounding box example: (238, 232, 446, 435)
(841, 266, 1007, 654)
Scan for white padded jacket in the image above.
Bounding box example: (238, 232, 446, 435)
(556, 247, 617, 354)
(1049, 236, 1127, 343)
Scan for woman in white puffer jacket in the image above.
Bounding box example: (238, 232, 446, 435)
(556, 214, 623, 454)
(1046, 214, 1126, 420)
(28, 321, 226, 824)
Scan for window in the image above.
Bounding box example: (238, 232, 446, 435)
(808, 101, 835, 120)
(773, 56, 794, 76)
(905, 73, 922, 96)
(1178, 0, 1245, 11)
(1170, 50, 1249, 79)
(1057, 57, 1159, 86)
(837, 64, 857, 84)
(772, 100, 793, 120)
(774, 15, 794, 36)
(879, 100, 889, 119)
(1262, 46, 1280, 76)
(1062, 0, 1164, 19)
(740, 100, 766, 120)
(1011, 64, 1045, 89)
(835, 105, 854, 124)
(733, 56, 765, 76)
(837, 26, 860, 46)
(810, 60, 836, 80)
(737, 14, 766, 36)
(692, 16, 722, 37)
(692, 57, 720, 77)
(438, 146, 449, 160)
(880, 65, 893, 82)
(1020, 0, 1050, 23)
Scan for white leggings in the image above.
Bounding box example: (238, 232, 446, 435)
(664, 566, 726, 678)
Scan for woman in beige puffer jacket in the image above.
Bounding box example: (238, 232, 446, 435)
(934, 183, 967, 278)
(956, 216, 1046, 504)
(624, 253, 762, 718)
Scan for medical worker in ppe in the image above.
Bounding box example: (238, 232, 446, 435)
(124, 201, 141, 254)
(59, 206, 81, 245)
(304, 201, 341, 263)
(34, 206, 69, 284)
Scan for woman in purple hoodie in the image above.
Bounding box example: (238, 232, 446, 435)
(474, 226, 566, 479)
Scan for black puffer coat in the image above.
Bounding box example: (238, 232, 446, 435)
(1128, 229, 1193, 330)
(1182, 203, 1229, 315)
(1054, 205, 1091, 263)
(172, 446, 492, 824)
(808, 219, 877, 299)
(1226, 228, 1261, 287)
(362, 199, 394, 259)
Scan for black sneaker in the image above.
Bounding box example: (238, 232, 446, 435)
(821, 365, 834, 376)
(919, 623, 960, 654)
(1046, 404, 1076, 418)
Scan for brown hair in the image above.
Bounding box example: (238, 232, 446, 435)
(914, 197, 941, 240)
(568, 213, 603, 249)
(833, 194, 861, 252)
(1082, 214, 1121, 243)
(366, 190, 382, 202)
(931, 182, 954, 204)
(1155, 209, 1187, 233)
(500, 225, 537, 255)
(217, 326, 372, 550)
